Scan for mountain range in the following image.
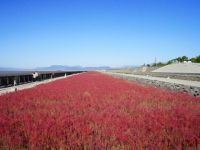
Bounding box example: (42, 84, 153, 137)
(0, 65, 113, 71)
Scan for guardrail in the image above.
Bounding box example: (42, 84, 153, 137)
(0, 71, 84, 88)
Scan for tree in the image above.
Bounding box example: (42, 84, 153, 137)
(167, 60, 173, 65)
(146, 64, 151, 67)
(156, 62, 165, 67)
(196, 55, 200, 63)
(175, 56, 188, 62)
(181, 56, 188, 62)
(190, 55, 200, 63)
(176, 57, 182, 62)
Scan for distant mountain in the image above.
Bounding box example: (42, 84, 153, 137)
(35, 65, 112, 71)
(0, 67, 25, 71)
(0, 65, 114, 71)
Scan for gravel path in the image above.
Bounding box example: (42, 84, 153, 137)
(109, 72, 200, 88)
(104, 72, 200, 96)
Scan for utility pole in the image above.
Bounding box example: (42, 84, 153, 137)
(155, 57, 157, 67)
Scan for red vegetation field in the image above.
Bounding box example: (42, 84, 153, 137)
(0, 72, 199, 149)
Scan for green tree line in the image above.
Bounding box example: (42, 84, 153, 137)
(150, 55, 200, 67)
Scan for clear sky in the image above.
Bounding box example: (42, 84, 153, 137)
(0, 0, 200, 68)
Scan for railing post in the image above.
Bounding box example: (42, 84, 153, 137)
(18, 76, 20, 84)
(6, 77, 9, 85)
(13, 79, 16, 86)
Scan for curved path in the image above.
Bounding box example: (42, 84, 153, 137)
(105, 72, 200, 88)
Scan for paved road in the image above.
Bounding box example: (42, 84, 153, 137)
(106, 72, 200, 88)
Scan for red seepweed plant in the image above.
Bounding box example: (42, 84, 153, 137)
(0, 72, 199, 149)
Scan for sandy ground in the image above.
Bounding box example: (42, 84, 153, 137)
(153, 63, 200, 74)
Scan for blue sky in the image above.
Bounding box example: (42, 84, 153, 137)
(0, 0, 200, 68)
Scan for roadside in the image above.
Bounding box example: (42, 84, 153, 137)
(104, 72, 200, 97)
(110, 63, 200, 82)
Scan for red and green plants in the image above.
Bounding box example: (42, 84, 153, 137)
(0, 72, 199, 149)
